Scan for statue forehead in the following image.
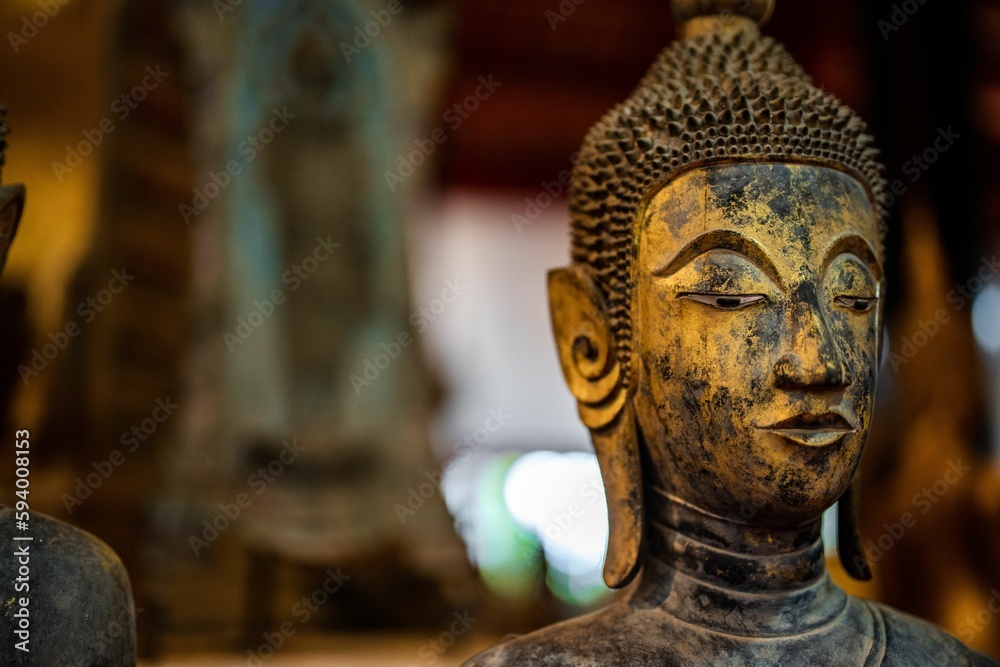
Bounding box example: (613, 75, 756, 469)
(640, 161, 879, 251)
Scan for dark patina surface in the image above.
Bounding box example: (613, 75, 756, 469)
(0, 509, 137, 667)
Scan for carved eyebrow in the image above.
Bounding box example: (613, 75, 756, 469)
(823, 234, 883, 281)
(652, 229, 785, 290)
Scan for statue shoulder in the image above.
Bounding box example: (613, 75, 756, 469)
(463, 605, 625, 667)
(462, 603, 682, 667)
(0, 506, 130, 583)
(867, 600, 1000, 666)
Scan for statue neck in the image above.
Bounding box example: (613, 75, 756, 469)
(635, 485, 846, 637)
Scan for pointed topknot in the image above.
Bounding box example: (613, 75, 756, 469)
(673, 0, 776, 36)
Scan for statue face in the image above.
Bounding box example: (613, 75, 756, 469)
(633, 162, 882, 525)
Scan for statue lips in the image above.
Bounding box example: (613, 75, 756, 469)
(758, 412, 857, 448)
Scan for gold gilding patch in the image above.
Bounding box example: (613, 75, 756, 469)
(633, 162, 882, 524)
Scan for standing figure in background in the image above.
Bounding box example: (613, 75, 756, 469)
(174, 0, 467, 632)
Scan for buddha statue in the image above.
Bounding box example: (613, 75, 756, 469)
(465, 2, 1000, 665)
(0, 110, 137, 666)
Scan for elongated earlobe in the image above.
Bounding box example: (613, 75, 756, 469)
(838, 475, 872, 581)
(590, 403, 643, 587)
(549, 266, 643, 588)
(840, 290, 882, 582)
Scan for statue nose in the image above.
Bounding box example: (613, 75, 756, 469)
(773, 301, 849, 389)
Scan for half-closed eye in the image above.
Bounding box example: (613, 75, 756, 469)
(834, 296, 877, 313)
(679, 293, 768, 311)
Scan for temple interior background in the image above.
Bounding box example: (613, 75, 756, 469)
(0, 0, 999, 664)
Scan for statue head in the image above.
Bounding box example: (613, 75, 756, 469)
(549, 4, 887, 588)
(0, 107, 24, 273)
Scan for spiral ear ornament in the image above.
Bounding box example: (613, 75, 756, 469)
(549, 266, 626, 428)
(549, 266, 644, 588)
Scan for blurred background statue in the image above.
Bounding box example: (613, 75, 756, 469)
(165, 0, 472, 648)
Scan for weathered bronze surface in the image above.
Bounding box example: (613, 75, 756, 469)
(465, 2, 999, 665)
(0, 111, 137, 666)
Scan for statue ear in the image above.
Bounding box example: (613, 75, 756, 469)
(548, 266, 643, 589)
(838, 474, 872, 581)
(0, 184, 24, 274)
(840, 279, 883, 581)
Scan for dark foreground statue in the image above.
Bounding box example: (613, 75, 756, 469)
(465, 1, 999, 665)
(1, 509, 137, 666)
(0, 112, 137, 666)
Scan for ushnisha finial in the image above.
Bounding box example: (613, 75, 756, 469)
(671, 0, 776, 24)
(672, 0, 776, 37)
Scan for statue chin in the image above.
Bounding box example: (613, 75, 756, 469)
(636, 407, 863, 527)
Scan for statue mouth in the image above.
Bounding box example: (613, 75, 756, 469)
(758, 412, 856, 448)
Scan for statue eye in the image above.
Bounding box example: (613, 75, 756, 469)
(680, 293, 767, 310)
(834, 296, 876, 313)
